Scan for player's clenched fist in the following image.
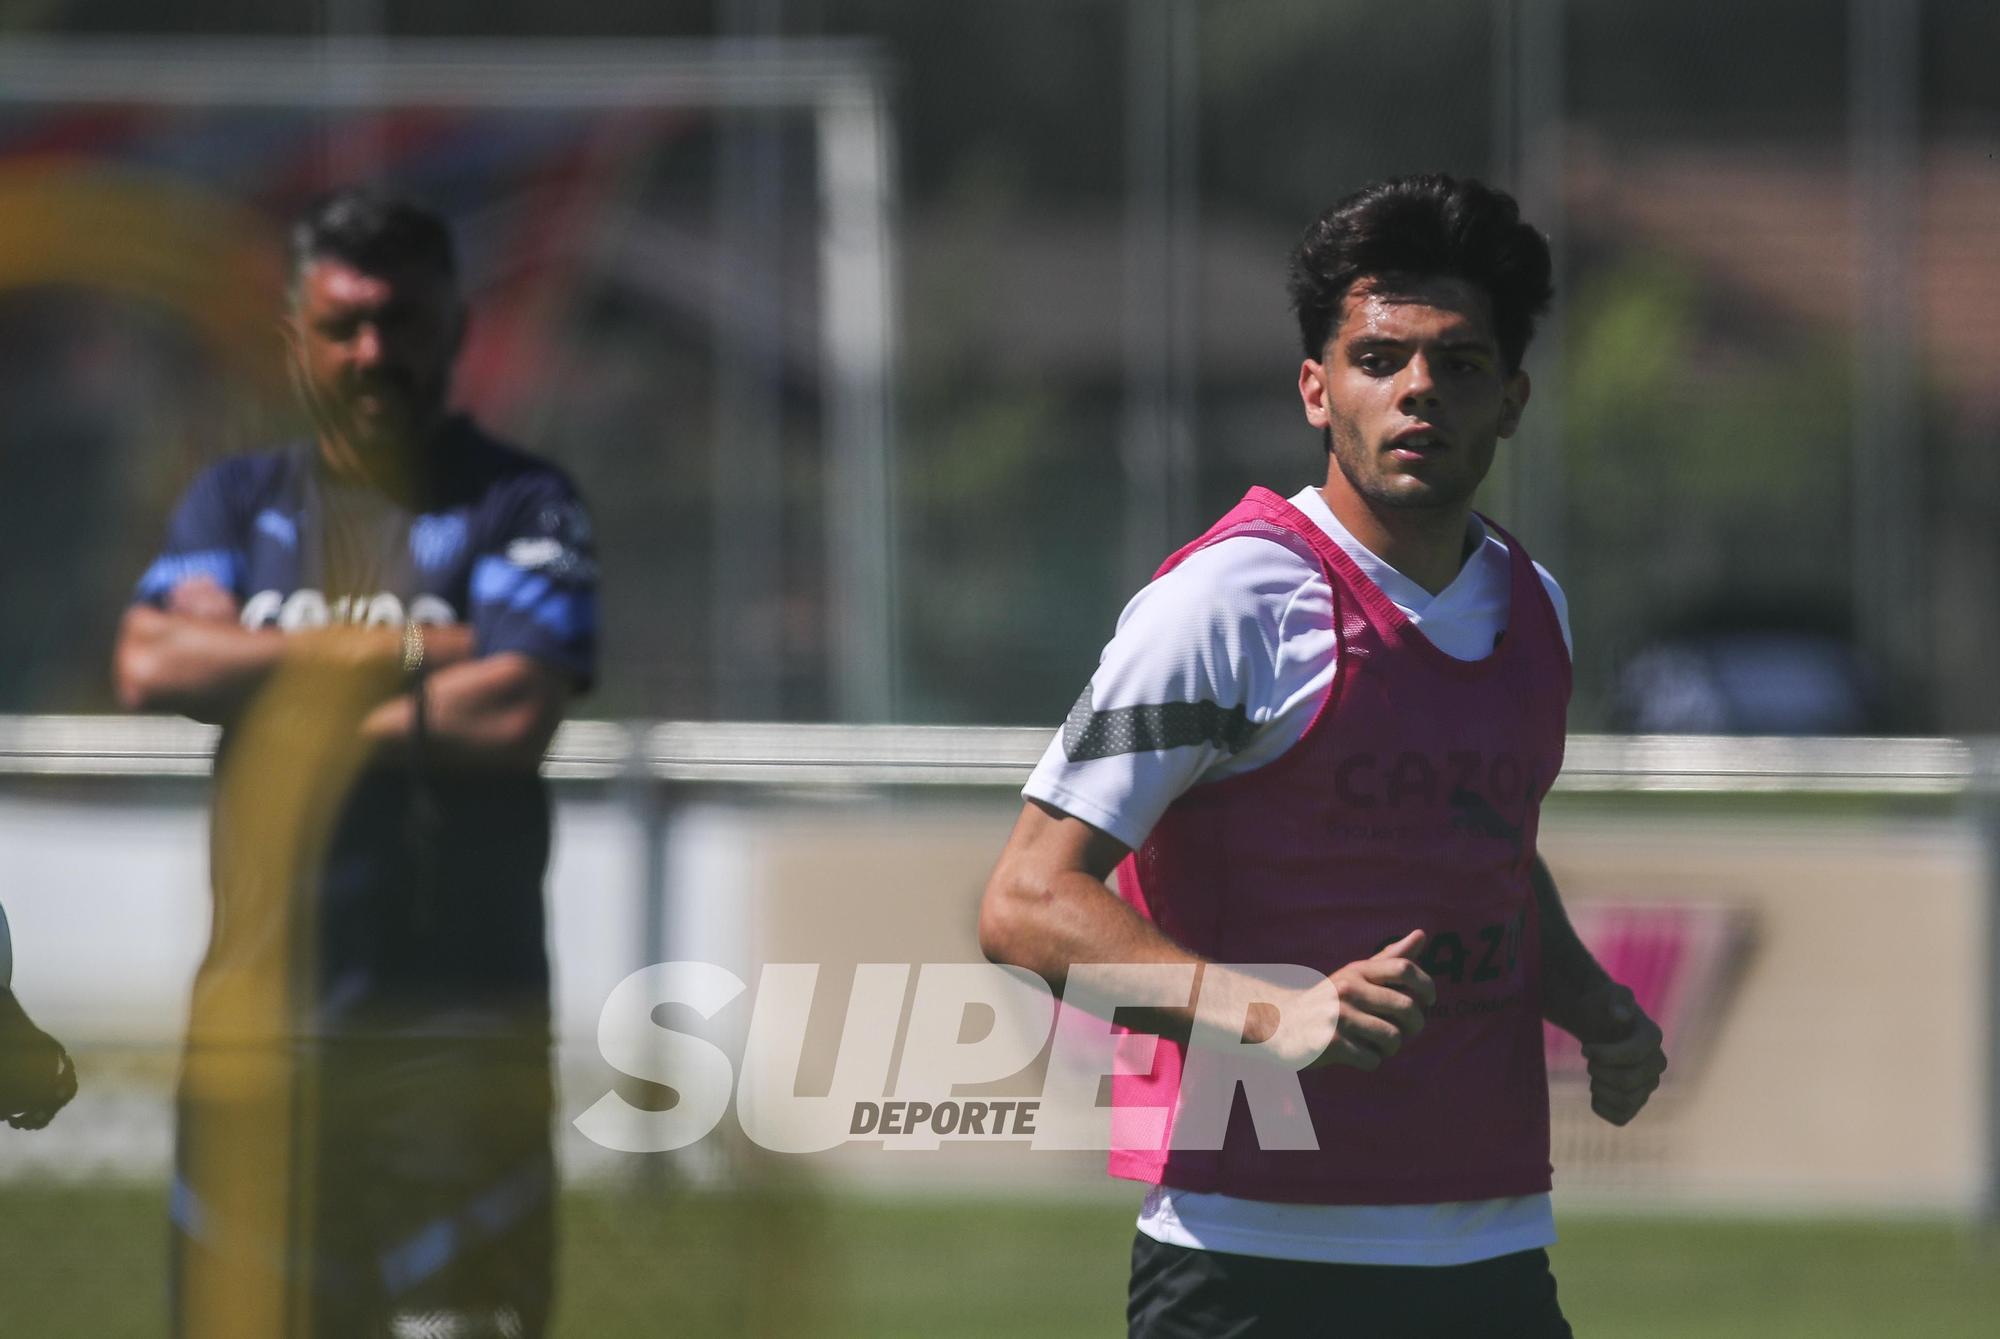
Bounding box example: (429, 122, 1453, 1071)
(1571, 983, 1667, 1125)
(1273, 929, 1435, 1072)
(1, 990, 77, 1131)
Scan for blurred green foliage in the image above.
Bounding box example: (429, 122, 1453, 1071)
(1559, 252, 1856, 720)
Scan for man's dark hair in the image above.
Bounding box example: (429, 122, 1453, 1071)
(287, 188, 457, 298)
(1287, 174, 1553, 372)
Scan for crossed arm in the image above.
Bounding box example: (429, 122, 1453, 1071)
(979, 799, 1666, 1123)
(114, 578, 567, 770)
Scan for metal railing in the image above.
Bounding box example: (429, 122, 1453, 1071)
(0, 714, 1981, 794)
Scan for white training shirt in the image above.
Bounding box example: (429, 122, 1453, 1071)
(1023, 484, 1571, 1267)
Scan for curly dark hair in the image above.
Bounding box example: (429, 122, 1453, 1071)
(1287, 174, 1552, 372)
(287, 188, 456, 298)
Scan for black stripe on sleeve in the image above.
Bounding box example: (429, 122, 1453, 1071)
(1061, 685, 1256, 762)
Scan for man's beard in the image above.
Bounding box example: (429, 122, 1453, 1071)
(1327, 426, 1476, 511)
(295, 366, 444, 452)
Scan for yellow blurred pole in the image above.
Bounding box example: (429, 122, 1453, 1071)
(175, 656, 390, 1339)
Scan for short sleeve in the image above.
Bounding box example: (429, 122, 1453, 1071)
(1022, 534, 1321, 851)
(468, 471, 599, 691)
(133, 463, 249, 607)
(1532, 561, 1573, 659)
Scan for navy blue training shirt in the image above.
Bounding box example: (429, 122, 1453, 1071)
(136, 417, 597, 1033)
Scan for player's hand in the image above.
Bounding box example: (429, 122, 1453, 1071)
(166, 576, 242, 624)
(1571, 983, 1666, 1126)
(0, 992, 78, 1131)
(1293, 930, 1435, 1072)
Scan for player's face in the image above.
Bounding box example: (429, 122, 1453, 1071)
(1298, 276, 1529, 514)
(287, 257, 463, 454)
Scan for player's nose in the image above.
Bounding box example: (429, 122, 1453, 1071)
(350, 322, 384, 366)
(1397, 353, 1441, 410)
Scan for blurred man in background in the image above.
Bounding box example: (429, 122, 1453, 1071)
(981, 175, 1666, 1338)
(0, 900, 77, 1130)
(115, 190, 596, 1338)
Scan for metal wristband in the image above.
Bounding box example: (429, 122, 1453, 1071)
(400, 619, 427, 678)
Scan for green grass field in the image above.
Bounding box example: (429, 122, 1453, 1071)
(2, 1183, 1996, 1336)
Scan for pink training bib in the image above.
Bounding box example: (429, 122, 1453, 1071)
(1108, 487, 1570, 1204)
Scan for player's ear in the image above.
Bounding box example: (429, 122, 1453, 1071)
(1497, 369, 1531, 439)
(1298, 358, 1332, 430)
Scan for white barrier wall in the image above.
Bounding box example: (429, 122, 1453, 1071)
(0, 786, 646, 1049)
(0, 792, 211, 1042)
(0, 781, 660, 1182)
(589, 797, 1993, 1212)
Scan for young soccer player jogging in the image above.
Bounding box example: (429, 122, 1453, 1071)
(980, 174, 1666, 1338)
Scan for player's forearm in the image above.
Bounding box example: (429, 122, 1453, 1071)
(359, 651, 565, 771)
(1530, 854, 1619, 1039)
(982, 861, 1189, 983)
(978, 853, 1276, 1049)
(114, 605, 294, 723)
(117, 609, 474, 727)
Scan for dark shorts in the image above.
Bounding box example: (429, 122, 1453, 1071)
(1128, 1233, 1573, 1339)
(172, 1030, 554, 1339)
